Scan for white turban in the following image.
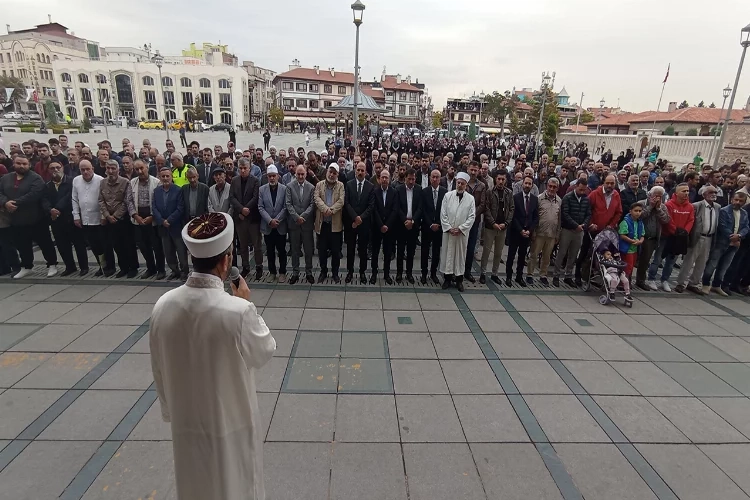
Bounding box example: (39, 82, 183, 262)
(456, 172, 470, 182)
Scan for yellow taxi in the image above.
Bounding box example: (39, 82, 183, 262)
(138, 120, 164, 130)
(168, 119, 186, 131)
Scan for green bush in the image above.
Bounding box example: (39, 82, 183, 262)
(19, 125, 36, 132)
(685, 128, 698, 136)
(663, 125, 675, 136)
(51, 126, 66, 135)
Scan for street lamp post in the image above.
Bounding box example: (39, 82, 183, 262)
(575, 92, 585, 130)
(535, 71, 555, 159)
(351, 0, 365, 150)
(478, 91, 485, 136)
(707, 85, 732, 164)
(594, 98, 605, 155)
(151, 50, 170, 141)
(713, 23, 750, 167)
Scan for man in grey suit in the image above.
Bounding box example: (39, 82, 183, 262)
(285, 164, 315, 284)
(181, 167, 210, 225)
(258, 165, 288, 282)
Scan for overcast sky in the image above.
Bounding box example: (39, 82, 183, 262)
(5, 0, 750, 113)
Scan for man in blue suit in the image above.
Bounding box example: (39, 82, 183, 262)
(153, 166, 188, 280)
(258, 166, 288, 282)
(506, 176, 539, 287)
(702, 191, 749, 296)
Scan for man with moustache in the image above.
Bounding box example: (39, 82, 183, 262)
(344, 161, 375, 283)
(421, 169, 447, 284)
(371, 170, 399, 284)
(131, 160, 165, 280)
(99, 159, 138, 278)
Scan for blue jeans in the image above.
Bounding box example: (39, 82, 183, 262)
(464, 220, 480, 275)
(702, 244, 738, 287)
(647, 238, 677, 282)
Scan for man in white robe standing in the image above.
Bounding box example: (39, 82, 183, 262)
(440, 172, 476, 291)
(150, 211, 276, 500)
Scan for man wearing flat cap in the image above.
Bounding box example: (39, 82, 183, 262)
(150, 212, 276, 500)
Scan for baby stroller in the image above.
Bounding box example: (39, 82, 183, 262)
(582, 228, 633, 307)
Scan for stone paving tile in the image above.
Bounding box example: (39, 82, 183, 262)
(62, 325, 139, 353)
(305, 290, 344, 309)
(0, 388, 64, 439)
(127, 286, 175, 303)
(294, 331, 341, 357)
(580, 335, 648, 361)
(39, 389, 142, 440)
(403, 443, 486, 500)
(5, 301, 79, 324)
(610, 362, 692, 397)
(461, 293, 505, 311)
(383, 310, 427, 332)
(0, 283, 31, 300)
(503, 359, 571, 394)
(380, 292, 420, 310)
(344, 291, 382, 309)
(52, 302, 121, 325)
(264, 442, 331, 500)
(340, 332, 386, 358)
(703, 337, 750, 362)
(440, 360, 503, 394)
(246, 288, 272, 307)
(615, 297, 659, 314)
(453, 395, 527, 442)
(669, 315, 732, 336)
(269, 289, 310, 307)
(539, 333, 601, 360)
(471, 443, 563, 500)
(272, 330, 297, 357)
(416, 292, 458, 311)
(641, 297, 695, 315)
(0, 301, 38, 322)
(256, 356, 288, 392)
(0, 440, 8, 452)
(0, 325, 41, 352)
(563, 360, 639, 395)
(257, 392, 277, 438)
(678, 299, 730, 316)
(554, 443, 658, 500)
(267, 393, 336, 441)
(538, 294, 587, 312)
(81, 441, 177, 500)
(699, 444, 750, 496)
(338, 358, 391, 393)
(424, 310, 470, 332)
(630, 315, 684, 335)
(594, 395, 689, 443)
(330, 442, 407, 500)
(703, 363, 750, 396)
(505, 294, 551, 312)
(648, 397, 749, 443)
(127, 334, 150, 353)
(8, 324, 91, 352)
(342, 309, 384, 331)
(557, 313, 614, 334)
(387, 332, 437, 359)
(99, 303, 153, 325)
(571, 294, 626, 314)
(485, 332, 544, 359)
(13, 352, 104, 389)
(48, 284, 107, 302)
(9, 284, 70, 302)
(637, 444, 749, 500)
(396, 395, 464, 442)
(656, 362, 742, 396)
(711, 298, 750, 315)
(128, 399, 172, 440)
(700, 397, 750, 438)
(390, 359, 448, 394)
(431, 333, 484, 359)
(334, 394, 400, 442)
(91, 353, 154, 389)
(260, 307, 303, 330)
(524, 395, 611, 442)
(473, 311, 522, 332)
(664, 337, 739, 362)
(0, 440, 100, 499)
(0, 352, 52, 388)
(704, 315, 750, 336)
(623, 336, 693, 362)
(88, 285, 145, 303)
(520, 311, 572, 333)
(596, 314, 654, 335)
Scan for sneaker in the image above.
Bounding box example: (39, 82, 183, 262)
(646, 280, 658, 291)
(552, 277, 560, 287)
(13, 268, 32, 279)
(46, 266, 58, 277)
(525, 276, 534, 286)
(266, 273, 277, 283)
(278, 274, 287, 284)
(686, 284, 703, 295)
(661, 281, 671, 292)
(540, 277, 549, 286)
(712, 286, 729, 297)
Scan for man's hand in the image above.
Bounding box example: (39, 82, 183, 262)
(324, 208, 333, 217)
(589, 224, 598, 232)
(449, 228, 461, 236)
(101, 218, 108, 225)
(5, 200, 17, 213)
(241, 207, 250, 217)
(355, 216, 362, 225)
(405, 219, 413, 229)
(163, 220, 170, 228)
(239, 213, 245, 221)
(430, 223, 439, 231)
(297, 216, 305, 225)
(270, 219, 279, 228)
(107, 215, 117, 224)
(134, 215, 144, 225)
(576, 224, 584, 232)
(230, 276, 251, 301)
(521, 229, 530, 238)
(381, 225, 388, 233)
(74, 219, 82, 228)
(50, 208, 60, 221)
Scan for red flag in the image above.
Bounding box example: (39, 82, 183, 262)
(663, 64, 670, 84)
(32, 90, 38, 103)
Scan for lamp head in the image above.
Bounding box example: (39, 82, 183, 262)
(599, 98, 605, 108)
(352, 0, 365, 25)
(742, 23, 750, 46)
(723, 85, 732, 99)
(152, 50, 164, 68)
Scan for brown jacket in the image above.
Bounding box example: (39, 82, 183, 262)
(314, 179, 345, 233)
(99, 176, 133, 221)
(466, 178, 486, 216)
(483, 186, 514, 228)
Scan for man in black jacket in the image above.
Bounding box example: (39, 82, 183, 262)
(396, 169, 423, 283)
(371, 170, 398, 284)
(554, 179, 592, 287)
(620, 174, 647, 219)
(0, 156, 58, 278)
(344, 162, 375, 283)
(506, 176, 539, 287)
(421, 169, 446, 284)
(42, 162, 88, 276)
(229, 158, 263, 280)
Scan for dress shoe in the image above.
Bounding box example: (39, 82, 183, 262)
(552, 277, 560, 287)
(369, 274, 377, 285)
(240, 267, 250, 278)
(516, 277, 527, 287)
(266, 274, 277, 283)
(563, 278, 576, 287)
(332, 274, 341, 284)
(345, 273, 353, 284)
(317, 273, 328, 283)
(441, 279, 451, 289)
(115, 269, 128, 278)
(306, 274, 315, 284)
(127, 270, 139, 279)
(255, 267, 263, 281)
(288, 274, 299, 285)
(456, 280, 465, 292)
(167, 272, 179, 280)
(360, 273, 367, 283)
(79, 268, 89, 276)
(420, 275, 428, 285)
(94, 269, 104, 277)
(155, 271, 166, 280)
(141, 270, 156, 279)
(60, 268, 76, 277)
(540, 276, 549, 286)
(491, 275, 502, 285)
(384, 275, 393, 285)
(479, 274, 486, 284)
(464, 273, 476, 284)
(395, 274, 403, 283)
(103, 268, 116, 277)
(506, 278, 513, 287)
(406, 274, 415, 284)
(574, 277, 582, 287)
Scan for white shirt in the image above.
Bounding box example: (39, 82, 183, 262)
(420, 172, 430, 189)
(72, 174, 104, 225)
(406, 186, 414, 219)
(603, 190, 613, 209)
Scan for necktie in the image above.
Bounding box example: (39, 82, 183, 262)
(525, 195, 530, 226)
(707, 205, 713, 235)
(357, 181, 362, 197)
(433, 189, 438, 209)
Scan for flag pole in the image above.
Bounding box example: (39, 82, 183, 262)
(647, 64, 669, 159)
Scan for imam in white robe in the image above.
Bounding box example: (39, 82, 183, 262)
(439, 190, 476, 276)
(150, 272, 276, 500)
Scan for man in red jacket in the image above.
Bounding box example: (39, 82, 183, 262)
(575, 174, 622, 285)
(646, 183, 695, 292)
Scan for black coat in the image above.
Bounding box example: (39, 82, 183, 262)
(344, 178, 375, 229)
(620, 187, 647, 218)
(421, 185, 447, 230)
(0, 170, 46, 226)
(41, 176, 75, 223)
(372, 186, 399, 231)
(510, 191, 539, 242)
(396, 184, 423, 229)
(229, 174, 260, 223)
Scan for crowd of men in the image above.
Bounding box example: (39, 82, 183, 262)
(0, 132, 749, 297)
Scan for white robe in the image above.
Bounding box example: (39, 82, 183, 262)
(439, 190, 476, 276)
(150, 272, 276, 500)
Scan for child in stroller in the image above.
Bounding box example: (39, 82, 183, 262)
(592, 228, 634, 307)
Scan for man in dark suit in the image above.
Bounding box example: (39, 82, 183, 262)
(396, 168, 423, 283)
(371, 169, 399, 284)
(421, 169, 446, 284)
(181, 167, 210, 225)
(195, 148, 219, 186)
(152, 167, 188, 280)
(229, 158, 263, 280)
(506, 176, 539, 287)
(344, 161, 375, 283)
(42, 162, 88, 276)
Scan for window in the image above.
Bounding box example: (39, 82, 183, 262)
(180, 77, 192, 87)
(338, 86, 346, 95)
(199, 78, 211, 88)
(220, 112, 232, 125)
(144, 90, 156, 105)
(115, 74, 133, 104)
(78, 73, 89, 84)
(9, 70, 14, 78)
(146, 109, 158, 120)
(142, 76, 154, 86)
(81, 88, 92, 102)
(309, 100, 319, 109)
(61, 73, 72, 83)
(219, 93, 231, 107)
(458, 113, 464, 121)
(398, 105, 406, 115)
(162, 76, 173, 87)
(310, 84, 318, 92)
(181, 92, 194, 106)
(386, 106, 393, 111)
(398, 92, 406, 100)
(218, 79, 230, 89)
(282, 98, 293, 109)
(409, 93, 417, 102)
(66, 106, 78, 119)
(45, 55, 50, 64)
(204, 111, 213, 125)
(96, 74, 107, 84)
(1, 70, 5, 77)
(324, 84, 332, 93)
(282, 81, 293, 91)
(98, 88, 109, 102)
(164, 91, 175, 105)
(409, 106, 416, 116)
(200, 92, 212, 107)
(386, 91, 393, 97)
(84, 107, 94, 118)
(296, 82, 307, 92)
(324, 100, 332, 108)
(0, 54, 3, 63)
(165, 109, 176, 121)
(296, 99, 308, 108)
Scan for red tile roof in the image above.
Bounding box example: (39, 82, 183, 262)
(584, 112, 651, 128)
(380, 75, 422, 92)
(628, 108, 746, 124)
(561, 124, 589, 133)
(360, 86, 385, 102)
(274, 67, 355, 85)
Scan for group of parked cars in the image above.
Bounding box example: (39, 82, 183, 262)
(2, 111, 42, 121)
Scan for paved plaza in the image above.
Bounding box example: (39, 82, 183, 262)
(1, 254, 750, 500)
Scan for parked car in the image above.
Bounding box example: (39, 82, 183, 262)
(381, 128, 393, 137)
(3, 112, 23, 119)
(193, 120, 210, 132)
(168, 119, 186, 131)
(210, 123, 232, 132)
(26, 112, 41, 120)
(89, 116, 105, 125)
(127, 117, 139, 127)
(138, 120, 164, 130)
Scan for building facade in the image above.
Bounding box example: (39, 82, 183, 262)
(242, 61, 276, 126)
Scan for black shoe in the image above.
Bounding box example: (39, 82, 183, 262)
(94, 269, 104, 277)
(332, 274, 341, 284)
(360, 273, 367, 283)
(141, 270, 156, 279)
(155, 271, 166, 280)
(516, 277, 527, 287)
(180, 273, 189, 281)
(431, 274, 440, 284)
(441, 279, 451, 290)
(80, 268, 90, 276)
(384, 275, 393, 285)
(506, 278, 513, 287)
(369, 274, 377, 285)
(103, 268, 116, 277)
(636, 281, 647, 290)
(464, 273, 476, 284)
(345, 272, 353, 284)
(526, 276, 534, 286)
(396, 274, 403, 283)
(540, 277, 549, 286)
(722, 286, 732, 296)
(406, 274, 415, 284)
(574, 277, 582, 287)
(288, 274, 299, 285)
(167, 272, 179, 280)
(420, 274, 427, 285)
(317, 272, 328, 283)
(564, 278, 576, 287)
(126, 270, 139, 279)
(240, 267, 251, 278)
(552, 277, 560, 287)
(115, 269, 128, 278)
(479, 274, 486, 284)
(60, 268, 76, 277)
(456, 280, 465, 292)
(255, 267, 263, 281)
(491, 275, 502, 285)
(306, 274, 315, 284)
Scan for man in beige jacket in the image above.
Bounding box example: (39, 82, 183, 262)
(314, 163, 345, 283)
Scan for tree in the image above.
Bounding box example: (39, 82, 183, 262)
(678, 100, 689, 109)
(579, 110, 595, 124)
(44, 99, 58, 125)
(685, 128, 698, 136)
(191, 100, 206, 121)
(663, 125, 675, 136)
(483, 90, 519, 138)
(518, 87, 560, 147)
(709, 102, 716, 108)
(697, 101, 705, 108)
(0, 75, 26, 112)
(269, 105, 284, 127)
(432, 110, 443, 129)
